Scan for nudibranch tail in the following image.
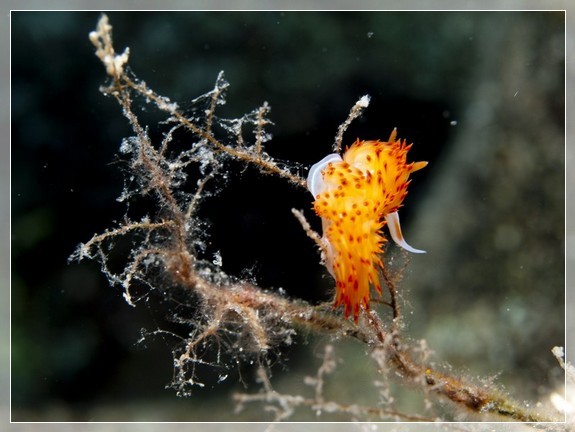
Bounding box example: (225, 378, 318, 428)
(307, 130, 427, 322)
(385, 211, 425, 254)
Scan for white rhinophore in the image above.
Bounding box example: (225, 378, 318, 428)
(307, 153, 342, 198)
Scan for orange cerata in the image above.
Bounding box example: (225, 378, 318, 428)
(307, 129, 427, 322)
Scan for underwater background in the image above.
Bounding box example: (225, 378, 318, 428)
(10, 11, 565, 421)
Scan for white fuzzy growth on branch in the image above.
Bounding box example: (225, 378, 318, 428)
(333, 94, 371, 153)
(89, 14, 130, 78)
(356, 94, 371, 108)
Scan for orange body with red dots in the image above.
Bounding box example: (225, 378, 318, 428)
(308, 130, 427, 322)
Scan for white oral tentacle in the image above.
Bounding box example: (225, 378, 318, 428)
(385, 211, 426, 254)
(307, 153, 343, 197)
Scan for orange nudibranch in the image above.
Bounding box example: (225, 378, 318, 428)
(307, 129, 427, 322)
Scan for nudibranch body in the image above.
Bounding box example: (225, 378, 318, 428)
(307, 129, 427, 322)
